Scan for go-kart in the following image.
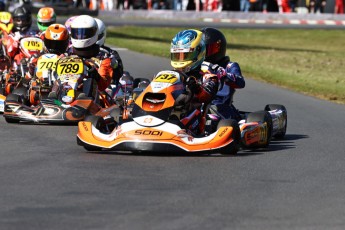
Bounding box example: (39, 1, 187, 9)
(0, 54, 11, 113)
(77, 68, 287, 154)
(0, 35, 45, 112)
(3, 55, 114, 124)
(77, 70, 241, 154)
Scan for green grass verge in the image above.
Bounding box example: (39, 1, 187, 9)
(106, 26, 345, 104)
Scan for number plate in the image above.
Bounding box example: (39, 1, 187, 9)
(153, 71, 180, 84)
(37, 54, 58, 72)
(56, 56, 84, 75)
(21, 37, 44, 51)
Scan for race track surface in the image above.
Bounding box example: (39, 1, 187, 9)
(1, 50, 345, 230)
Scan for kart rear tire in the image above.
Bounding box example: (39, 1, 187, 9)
(4, 94, 21, 123)
(246, 110, 273, 148)
(265, 104, 287, 139)
(5, 93, 21, 103)
(217, 119, 241, 155)
(12, 87, 29, 106)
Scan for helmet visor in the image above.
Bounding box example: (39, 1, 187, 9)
(38, 21, 54, 27)
(171, 51, 196, 62)
(13, 16, 27, 23)
(71, 27, 97, 40)
(206, 43, 221, 57)
(44, 38, 68, 54)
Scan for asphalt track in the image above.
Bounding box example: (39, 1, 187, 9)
(1, 47, 345, 229)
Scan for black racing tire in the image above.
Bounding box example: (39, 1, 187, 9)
(217, 119, 241, 155)
(12, 87, 28, 97)
(246, 110, 273, 148)
(12, 87, 29, 106)
(265, 104, 287, 139)
(4, 94, 21, 123)
(5, 93, 22, 103)
(83, 143, 102, 152)
(76, 136, 102, 152)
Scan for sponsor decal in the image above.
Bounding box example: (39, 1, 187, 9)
(82, 122, 88, 131)
(218, 127, 228, 138)
(134, 130, 163, 136)
(144, 117, 153, 124)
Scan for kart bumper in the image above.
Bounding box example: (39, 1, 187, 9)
(77, 121, 236, 153)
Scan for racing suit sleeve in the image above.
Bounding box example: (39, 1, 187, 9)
(103, 45, 124, 83)
(110, 50, 123, 83)
(94, 57, 113, 91)
(225, 62, 245, 89)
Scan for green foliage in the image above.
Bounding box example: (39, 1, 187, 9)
(106, 26, 345, 104)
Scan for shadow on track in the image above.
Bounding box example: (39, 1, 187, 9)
(238, 133, 309, 156)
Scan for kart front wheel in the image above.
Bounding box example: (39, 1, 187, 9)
(217, 119, 241, 155)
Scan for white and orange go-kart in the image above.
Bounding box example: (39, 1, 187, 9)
(77, 70, 241, 155)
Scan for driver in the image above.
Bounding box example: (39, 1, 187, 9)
(170, 29, 224, 113)
(70, 15, 113, 92)
(201, 27, 245, 121)
(36, 7, 57, 38)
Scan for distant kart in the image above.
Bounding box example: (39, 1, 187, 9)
(0, 36, 45, 112)
(3, 55, 114, 124)
(0, 55, 11, 113)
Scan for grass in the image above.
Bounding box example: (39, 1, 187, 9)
(106, 26, 345, 104)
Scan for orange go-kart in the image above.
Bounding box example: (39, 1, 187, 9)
(77, 70, 241, 154)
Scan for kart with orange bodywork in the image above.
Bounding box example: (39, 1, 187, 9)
(77, 68, 287, 153)
(77, 70, 242, 154)
(0, 35, 45, 112)
(3, 55, 115, 124)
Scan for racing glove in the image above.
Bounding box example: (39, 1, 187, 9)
(202, 77, 219, 96)
(201, 61, 226, 80)
(185, 76, 200, 94)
